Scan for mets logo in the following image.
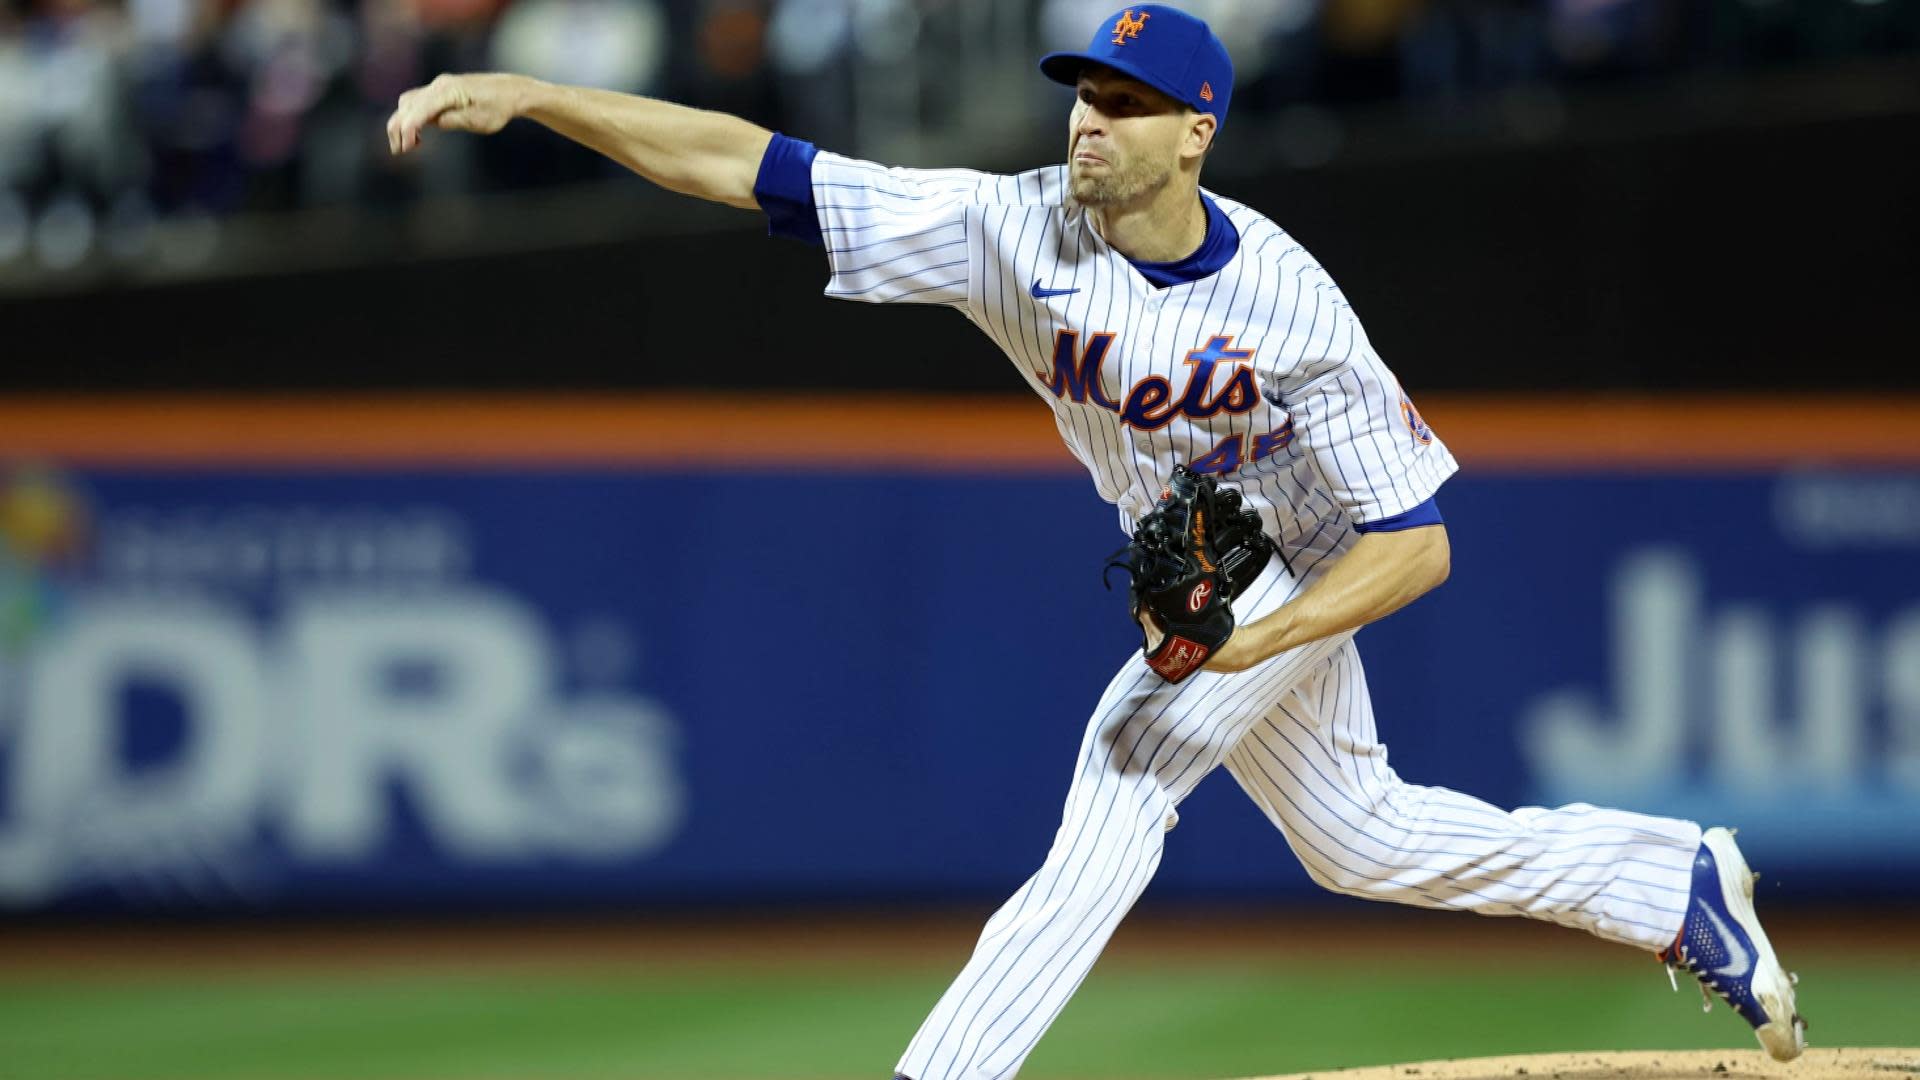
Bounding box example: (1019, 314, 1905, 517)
(1401, 396, 1433, 444)
(1199, 82, 1215, 103)
(1186, 580, 1213, 613)
(1111, 9, 1149, 45)
(1040, 331, 1260, 433)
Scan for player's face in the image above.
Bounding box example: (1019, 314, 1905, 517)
(1068, 70, 1195, 207)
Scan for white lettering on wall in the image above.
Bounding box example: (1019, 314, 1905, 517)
(0, 586, 683, 903)
(1523, 546, 1914, 799)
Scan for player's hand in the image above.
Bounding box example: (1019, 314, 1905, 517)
(387, 73, 528, 155)
(1137, 608, 1164, 653)
(1138, 608, 1268, 674)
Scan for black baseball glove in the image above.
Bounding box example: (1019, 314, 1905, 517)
(1104, 464, 1277, 683)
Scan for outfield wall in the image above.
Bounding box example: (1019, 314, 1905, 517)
(0, 396, 1915, 913)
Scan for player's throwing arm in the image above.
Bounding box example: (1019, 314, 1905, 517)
(386, 73, 772, 210)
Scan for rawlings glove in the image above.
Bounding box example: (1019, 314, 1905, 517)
(1105, 464, 1277, 683)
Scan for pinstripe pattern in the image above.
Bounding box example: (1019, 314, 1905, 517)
(811, 153, 1458, 567)
(809, 153, 1703, 1080)
(899, 572, 1340, 1080)
(1223, 643, 1699, 948)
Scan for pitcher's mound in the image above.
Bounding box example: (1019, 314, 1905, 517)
(1238, 1049, 1920, 1080)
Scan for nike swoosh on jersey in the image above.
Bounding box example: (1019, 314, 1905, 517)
(1699, 903, 1753, 979)
(1031, 279, 1080, 298)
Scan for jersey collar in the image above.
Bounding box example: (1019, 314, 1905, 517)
(1124, 194, 1239, 289)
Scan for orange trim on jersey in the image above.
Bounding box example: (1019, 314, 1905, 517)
(0, 394, 1914, 470)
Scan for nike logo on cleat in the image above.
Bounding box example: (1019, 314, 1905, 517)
(1031, 279, 1080, 299)
(1700, 904, 1753, 979)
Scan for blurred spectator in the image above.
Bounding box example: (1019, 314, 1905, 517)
(477, 0, 666, 185)
(1, 0, 1915, 273)
(489, 0, 664, 89)
(2, 0, 134, 266)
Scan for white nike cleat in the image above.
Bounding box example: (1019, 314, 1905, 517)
(1658, 826, 1807, 1062)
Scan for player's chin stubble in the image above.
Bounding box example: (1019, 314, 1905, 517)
(1070, 155, 1171, 207)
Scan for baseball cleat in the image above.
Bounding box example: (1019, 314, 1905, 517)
(1658, 826, 1807, 1062)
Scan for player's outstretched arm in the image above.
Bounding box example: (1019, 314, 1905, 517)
(1207, 525, 1450, 673)
(386, 74, 773, 210)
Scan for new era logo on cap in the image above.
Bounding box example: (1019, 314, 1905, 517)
(1039, 5, 1235, 128)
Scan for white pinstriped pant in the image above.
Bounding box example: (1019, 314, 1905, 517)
(896, 572, 1702, 1080)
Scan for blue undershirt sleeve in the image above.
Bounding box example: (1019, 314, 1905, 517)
(754, 133, 823, 248)
(1352, 495, 1444, 533)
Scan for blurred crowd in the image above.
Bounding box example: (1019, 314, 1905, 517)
(1, 0, 1916, 269)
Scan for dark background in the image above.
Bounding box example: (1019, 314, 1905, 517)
(9, 107, 1917, 392)
(3, 0, 1916, 393)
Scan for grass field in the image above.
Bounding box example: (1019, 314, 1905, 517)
(1, 915, 1912, 1080)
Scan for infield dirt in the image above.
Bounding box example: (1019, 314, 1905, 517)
(1241, 1049, 1920, 1080)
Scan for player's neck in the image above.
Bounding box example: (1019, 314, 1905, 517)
(1088, 179, 1207, 264)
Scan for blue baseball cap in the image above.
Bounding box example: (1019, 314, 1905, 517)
(1040, 5, 1234, 128)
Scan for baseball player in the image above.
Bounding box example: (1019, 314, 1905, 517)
(386, 6, 1806, 1078)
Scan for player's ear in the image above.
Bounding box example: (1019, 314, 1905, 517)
(1183, 112, 1217, 162)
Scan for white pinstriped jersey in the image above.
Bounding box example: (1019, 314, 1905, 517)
(811, 152, 1459, 578)
(812, 156, 1715, 1080)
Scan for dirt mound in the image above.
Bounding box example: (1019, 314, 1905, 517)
(1239, 1049, 1920, 1080)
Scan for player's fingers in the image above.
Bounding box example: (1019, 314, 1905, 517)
(385, 94, 405, 153)
(387, 91, 428, 154)
(392, 112, 422, 154)
(388, 79, 467, 154)
(1137, 610, 1164, 651)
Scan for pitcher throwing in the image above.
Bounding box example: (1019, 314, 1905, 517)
(387, 7, 1807, 1077)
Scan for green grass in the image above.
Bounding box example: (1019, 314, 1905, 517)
(0, 954, 1910, 1080)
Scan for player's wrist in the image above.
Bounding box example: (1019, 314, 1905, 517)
(1244, 606, 1301, 659)
(505, 75, 551, 120)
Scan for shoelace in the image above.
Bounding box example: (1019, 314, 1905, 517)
(1662, 952, 1718, 1014)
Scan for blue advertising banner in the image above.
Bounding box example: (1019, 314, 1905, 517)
(1, 463, 1916, 911)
